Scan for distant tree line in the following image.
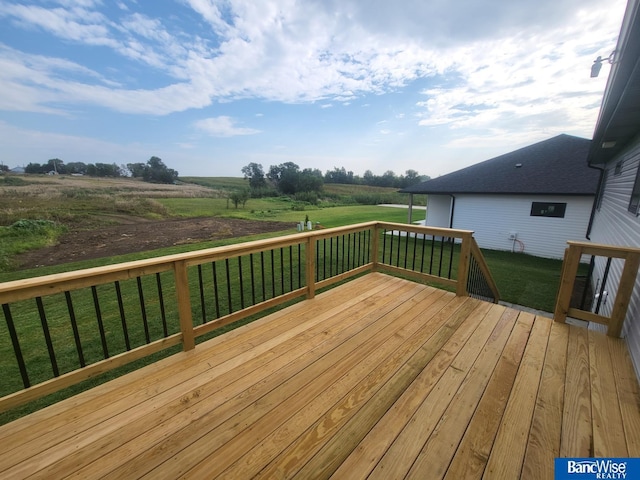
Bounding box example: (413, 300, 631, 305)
(23, 156, 178, 184)
(25, 158, 123, 177)
(241, 162, 428, 197)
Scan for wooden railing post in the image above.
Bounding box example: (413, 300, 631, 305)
(554, 245, 582, 324)
(174, 260, 195, 351)
(456, 233, 472, 296)
(306, 234, 316, 299)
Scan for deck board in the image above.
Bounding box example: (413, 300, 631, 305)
(1, 272, 639, 479)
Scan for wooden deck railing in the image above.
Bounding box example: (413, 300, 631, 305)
(554, 241, 640, 337)
(0, 221, 498, 412)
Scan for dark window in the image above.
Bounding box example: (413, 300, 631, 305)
(629, 166, 640, 215)
(530, 202, 566, 218)
(615, 160, 624, 176)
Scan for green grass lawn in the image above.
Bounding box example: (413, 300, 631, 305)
(157, 198, 412, 226)
(482, 249, 566, 313)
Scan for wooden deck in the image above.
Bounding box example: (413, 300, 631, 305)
(0, 273, 639, 479)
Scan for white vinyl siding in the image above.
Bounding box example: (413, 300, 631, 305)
(424, 195, 452, 229)
(589, 135, 640, 379)
(449, 194, 593, 259)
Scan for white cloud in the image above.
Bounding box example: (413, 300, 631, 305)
(193, 116, 261, 137)
(0, 0, 628, 142)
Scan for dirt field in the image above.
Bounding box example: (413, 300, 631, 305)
(15, 217, 293, 269)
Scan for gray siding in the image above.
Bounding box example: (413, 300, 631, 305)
(590, 135, 640, 379)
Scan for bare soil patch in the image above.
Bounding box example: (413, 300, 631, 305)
(15, 217, 293, 269)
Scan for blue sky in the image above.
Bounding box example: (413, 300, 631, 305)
(0, 0, 626, 178)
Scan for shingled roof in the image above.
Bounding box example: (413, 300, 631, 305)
(402, 134, 599, 195)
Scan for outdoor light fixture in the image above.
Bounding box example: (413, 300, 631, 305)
(590, 51, 617, 78)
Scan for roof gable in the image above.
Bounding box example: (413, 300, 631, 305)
(403, 134, 599, 195)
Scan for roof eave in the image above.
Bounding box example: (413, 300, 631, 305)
(588, 0, 640, 166)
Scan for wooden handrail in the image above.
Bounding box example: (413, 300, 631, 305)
(0, 221, 495, 413)
(554, 240, 640, 337)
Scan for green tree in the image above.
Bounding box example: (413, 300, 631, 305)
(141, 157, 179, 184)
(268, 162, 300, 195)
(25, 163, 43, 174)
(127, 162, 146, 178)
(324, 167, 355, 184)
(66, 162, 87, 174)
(93, 163, 122, 177)
(298, 168, 324, 193)
(46, 158, 65, 174)
(229, 189, 250, 209)
(241, 162, 267, 189)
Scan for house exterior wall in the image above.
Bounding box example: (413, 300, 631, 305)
(589, 135, 640, 379)
(424, 195, 452, 229)
(447, 194, 593, 259)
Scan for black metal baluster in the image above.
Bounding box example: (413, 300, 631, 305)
(448, 238, 455, 279)
(238, 256, 245, 310)
(323, 239, 327, 280)
(395, 231, 401, 268)
(114, 281, 131, 351)
(271, 250, 276, 298)
(261, 251, 266, 300)
(89, 288, 109, 359)
(329, 237, 333, 277)
(225, 258, 233, 314)
(347, 233, 352, 270)
(3, 303, 30, 388)
(404, 231, 409, 269)
(365, 230, 372, 263)
(136, 277, 151, 343)
(412, 231, 417, 271)
(35, 297, 61, 374)
(289, 246, 293, 292)
(316, 240, 320, 282)
(438, 237, 445, 277)
(389, 229, 394, 266)
(197, 265, 206, 325)
(340, 234, 346, 273)
(420, 234, 426, 273)
(352, 232, 357, 268)
(429, 236, 436, 275)
(65, 291, 85, 367)
(156, 273, 168, 337)
(250, 253, 256, 305)
(595, 257, 612, 314)
(211, 262, 220, 319)
(298, 244, 302, 288)
(280, 248, 285, 294)
(382, 229, 387, 264)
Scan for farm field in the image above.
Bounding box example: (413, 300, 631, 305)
(0, 175, 410, 279)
